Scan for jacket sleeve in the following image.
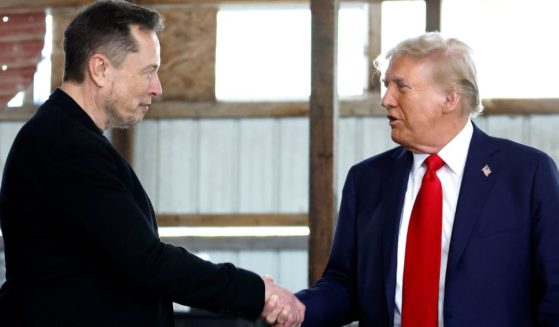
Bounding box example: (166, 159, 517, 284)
(296, 167, 359, 327)
(42, 136, 264, 320)
(532, 155, 559, 326)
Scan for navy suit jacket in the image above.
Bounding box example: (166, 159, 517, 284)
(297, 124, 559, 327)
(0, 89, 264, 326)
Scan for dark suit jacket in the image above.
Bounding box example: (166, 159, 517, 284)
(0, 89, 264, 326)
(297, 124, 559, 327)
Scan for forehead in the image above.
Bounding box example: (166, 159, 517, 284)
(386, 55, 434, 82)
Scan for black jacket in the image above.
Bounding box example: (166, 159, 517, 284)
(0, 89, 264, 326)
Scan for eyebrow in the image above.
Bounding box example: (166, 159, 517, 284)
(143, 64, 159, 71)
(383, 75, 406, 85)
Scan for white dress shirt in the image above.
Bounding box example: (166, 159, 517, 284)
(393, 120, 473, 327)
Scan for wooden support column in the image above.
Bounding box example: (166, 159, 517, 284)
(426, 0, 442, 32)
(112, 128, 134, 163)
(309, 0, 339, 286)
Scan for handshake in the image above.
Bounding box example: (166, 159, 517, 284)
(260, 275, 305, 327)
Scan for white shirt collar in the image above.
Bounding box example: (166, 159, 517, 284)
(410, 120, 473, 177)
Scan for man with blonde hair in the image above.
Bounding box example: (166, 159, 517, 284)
(296, 32, 559, 327)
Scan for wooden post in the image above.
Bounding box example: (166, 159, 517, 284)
(426, 0, 442, 32)
(112, 128, 134, 163)
(309, 0, 339, 286)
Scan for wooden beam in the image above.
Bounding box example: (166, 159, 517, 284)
(482, 98, 559, 115)
(308, 0, 338, 286)
(157, 213, 308, 227)
(0, 0, 406, 9)
(425, 0, 441, 32)
(4, 97, 559, 121)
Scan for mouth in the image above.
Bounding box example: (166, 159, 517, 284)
(140, 103, 151, 112)
(387, 114, 399, 126)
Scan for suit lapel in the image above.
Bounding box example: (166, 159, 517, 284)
(446, 124, 500, 274)
(382, 148, 413, 322)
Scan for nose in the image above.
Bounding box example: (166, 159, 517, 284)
(381, 87, 396, 110)
(148, 72, 163, 97)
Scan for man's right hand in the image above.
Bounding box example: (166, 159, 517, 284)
(260, 275, 305, 327)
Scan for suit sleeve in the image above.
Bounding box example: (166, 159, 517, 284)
(41, 137, 264, 320)
(296, 167, 359, 327)
(532, 155, 559, 326)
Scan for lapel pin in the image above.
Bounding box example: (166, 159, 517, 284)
(481, 164, 492, 177)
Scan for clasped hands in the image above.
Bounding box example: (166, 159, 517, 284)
(260, 275, 305, 327)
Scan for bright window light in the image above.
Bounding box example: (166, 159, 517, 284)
(442, 0, 559, 98)
(7, 91, 25, 107)
(216, 3, 368, 101)
(381, 1, 426, 54)
(33, 12, 52, 105)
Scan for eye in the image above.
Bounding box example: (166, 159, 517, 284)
(396, 81, 410, 90)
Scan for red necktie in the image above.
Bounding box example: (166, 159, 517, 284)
(402, 154, 445, 327)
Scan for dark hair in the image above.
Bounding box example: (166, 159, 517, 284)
(63, 0, 164, 83)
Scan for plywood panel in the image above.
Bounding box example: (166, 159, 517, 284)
(156, 6, 217, 101)
(278, 118, 309, 212)
(198, 119, 239, 212)
(238, 119, 278, 212)
(158, 120, 199, 212)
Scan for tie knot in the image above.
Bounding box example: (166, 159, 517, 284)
(424, 154, 445, 172)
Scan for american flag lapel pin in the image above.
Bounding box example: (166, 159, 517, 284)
(481, 164, 492, 177)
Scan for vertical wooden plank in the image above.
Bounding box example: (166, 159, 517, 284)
(238, 119, 277, 212)
(368, 2, 382, 92)
(279, 118, 309, 213)
(111, 128, 134, 163)
(309, 0, 339, 286)
(425, 0, 441, 32)
(198, 119, 239, 213)
(133, 121, 160, 211)
(157, 120, 199, 213)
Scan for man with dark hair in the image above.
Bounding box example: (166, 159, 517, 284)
(0, 1, 304, 326)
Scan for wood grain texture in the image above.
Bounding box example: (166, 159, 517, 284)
(157, 213, 308, 226)
(308, 0, 338, 285)
(156, 6, 217, 101)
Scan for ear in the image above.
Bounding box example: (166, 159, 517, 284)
(88, 54, 111, 87)
(442, 88, 461, 114)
